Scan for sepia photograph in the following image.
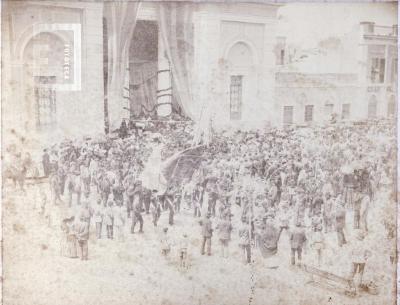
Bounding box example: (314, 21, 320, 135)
(1, 1, 398, 305)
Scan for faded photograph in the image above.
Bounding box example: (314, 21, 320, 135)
(1, 1, 398, 305)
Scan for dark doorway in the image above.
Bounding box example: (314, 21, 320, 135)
(129, 20, 158, 119)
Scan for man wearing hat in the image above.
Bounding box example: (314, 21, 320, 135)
(99, 174, 112, 207)
(238, 216, 251, 264)
(335, 194, 347, 247)
(112, 179, 125, 208)
(125, 176, 136, 218)
(42, 149, 50, 177)
(200, 212, 213, 256)
(78, 200, 92, 227)
(193, 183, 203, 218)
(93, 198, 104, 239)
(49, 170, 62, 205)
(131, 191, 144, 233)
(104, 200, 114, 239)
(150, 190, 161, 227)
(164, 185, 175, 226)
(74, 215, 90, 260)
(216, 212, 233, 258)
(66, 168, 82, 207)
(350, 229, 371, 291)
(343, 169, 355, 209)
(289, 221, 307, 266)
(179, 233, 190, 269)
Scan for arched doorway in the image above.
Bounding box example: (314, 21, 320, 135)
(22, 32, 65, 130)
(367, 95, 378, 118)
(226, 41, 254, 121)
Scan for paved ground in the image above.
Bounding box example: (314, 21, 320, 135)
(2, 181, 396, 305)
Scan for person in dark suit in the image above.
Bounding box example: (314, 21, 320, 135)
(131, 191, 144, 233)
(74, 216, 90, 260)
(335, 194, 347, 247)
(290, 222, 307, 266)
(200, 212, 213, 255)
(42, 149, 50, 177)
(119, 119, 128, 139)
(193, 183, 203, 218)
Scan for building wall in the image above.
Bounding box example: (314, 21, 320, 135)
(275, 74, 362, 125)
(2, 2, 396, 140)
(2, 1, 104, 146)
(360, 23, 398, 119)
(274, 22, 397, 126)
(193, 3, 279, 131)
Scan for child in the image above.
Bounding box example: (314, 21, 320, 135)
(93, 198, 104, 239)
(238, 217, 251, 264)
(350, 229, 371, 292)
(179, 233, 189, 269)
(160, 227, 171, 257)
(310, 223, 325, 267)
(277, 204, 290, 241)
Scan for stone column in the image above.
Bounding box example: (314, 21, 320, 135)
(157, 30, 172, 117)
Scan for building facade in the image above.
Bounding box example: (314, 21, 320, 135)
(2, 1, 397, 142)
(2, 0, 104, 141)
(275, 21, 397, 126)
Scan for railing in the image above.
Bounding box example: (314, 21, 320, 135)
(371, 25, 397, 37)
(275, 72, 358, 85)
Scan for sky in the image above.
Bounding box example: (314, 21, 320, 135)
(277, 2, 398, 48)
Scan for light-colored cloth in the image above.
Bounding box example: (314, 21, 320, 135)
(113, 205, 126, 227)
(73, 220, 89, 241)
(351, 239, 369, 263)
(216, 219, 232, 241)
(160, 232, 171, 251)
(238, 223, 251, 247)
(290, 226, 306, 249)
(259, 223, 280, 258)
(200, 218, 213, 238)
(61, 221, 77, 258)
(93, 204, 104, 223)
(104, 206, 114, 226)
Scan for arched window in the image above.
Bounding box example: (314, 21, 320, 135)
(23, 32, 64, 128)
(227, 42, 253, 68)
(227, 42, 253, 120)
(368, 95, 378, 118)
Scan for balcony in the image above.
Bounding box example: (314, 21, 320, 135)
(361, 22, 398, 41)
(374, 25, 397, 37)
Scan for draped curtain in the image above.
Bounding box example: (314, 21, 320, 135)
(104, 1, 140, 130)
(158, 2, 195, 119)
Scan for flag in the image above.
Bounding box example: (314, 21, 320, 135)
(160, 145, 205, 191)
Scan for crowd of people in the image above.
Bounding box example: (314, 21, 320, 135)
(3, 118, 396, 294)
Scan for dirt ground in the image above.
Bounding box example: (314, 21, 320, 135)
(2, 180, 396, 305)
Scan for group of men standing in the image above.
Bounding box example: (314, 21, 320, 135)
(25, 119, 394, 296)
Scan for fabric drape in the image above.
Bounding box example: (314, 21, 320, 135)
(104, 1, 140, 130)
(158, 2, 195, 120)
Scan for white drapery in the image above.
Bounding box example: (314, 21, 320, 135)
(158, 2, 195, 120)
(104, 1, 141, 130)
